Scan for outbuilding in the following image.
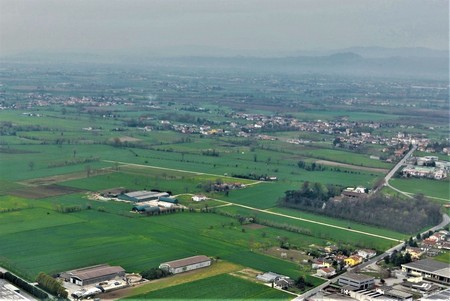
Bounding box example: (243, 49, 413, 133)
(60, 264, 125, 286)
(159, 255, 211, 274)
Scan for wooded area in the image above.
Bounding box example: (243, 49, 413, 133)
(278, 182, 441, 233)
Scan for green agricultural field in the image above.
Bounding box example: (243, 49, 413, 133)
(0, 200, 307, 281)
(269, 207, 407, 240)
(127, 274, 293, 300)
(389, 178, 450, 201)
(434, 252, 450, 264)
(301, 147, 393, 169)
(212, 182, 298, 209)
(216, 205, 399, 251)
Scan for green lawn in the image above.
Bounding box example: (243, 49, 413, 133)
(126, 274, 293, 300)
(216, 206, 399, 251)
(389, 178, 450, 201)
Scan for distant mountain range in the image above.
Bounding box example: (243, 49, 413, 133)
(1, 47, 448, 80)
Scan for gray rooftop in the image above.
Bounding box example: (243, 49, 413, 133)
(402, 258, 450, 278)
(341, 273, 375, 282)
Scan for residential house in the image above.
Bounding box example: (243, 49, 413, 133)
(344, 255, 363, 267)
(311, 258, 331, 269)
(275, 278, 294, 290)
(357, 249, 376, 259)
(317, 267, 336, 278)
(405, 247, 424, 260)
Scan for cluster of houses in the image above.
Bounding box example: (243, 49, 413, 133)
(416, 230, 450, 257)
(256, 272, 294, 290)
(402, 156, 449, 180)
(312, 256, 450, 301)
(311, 247, 377, 279)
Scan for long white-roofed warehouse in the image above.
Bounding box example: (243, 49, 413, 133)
(159, 255, 211, 274)
(60, 264, 125, 286)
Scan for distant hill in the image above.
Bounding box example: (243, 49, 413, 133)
(1, 47, 448, 80)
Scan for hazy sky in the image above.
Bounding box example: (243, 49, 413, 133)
(1, 0, 448, 55)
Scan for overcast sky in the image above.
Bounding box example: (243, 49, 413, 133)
(1, 0, 448, 56)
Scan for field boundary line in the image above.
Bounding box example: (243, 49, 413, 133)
(103, 160, 263, 184)
(211, 198, 402, 242)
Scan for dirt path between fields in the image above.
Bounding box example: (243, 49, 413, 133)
(314, 160, 389, 173)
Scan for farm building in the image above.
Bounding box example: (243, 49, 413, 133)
(158, 197, 178, 204)
(159, 255, 211, 274)
(132, 204, 150, 212)
(60, 264, 125, 286)
(118, 191, 169, 202)
(132, 204, 160, 214)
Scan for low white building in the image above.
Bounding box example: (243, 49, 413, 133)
(192, 195, 207, 202)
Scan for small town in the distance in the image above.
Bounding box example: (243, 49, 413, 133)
(1, 2, 449, 301)
(0, 46, 449, 301)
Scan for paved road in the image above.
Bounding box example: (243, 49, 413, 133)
(373, 145, 417, 195)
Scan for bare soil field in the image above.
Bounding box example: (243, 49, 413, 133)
(9, 184, 86, 199)
(19, 168, 114, 186)
(315, 160, 389, 173)
(261, 246, 312, 264)
(117, 136, 141, 142)
(244, 223, 267, 230)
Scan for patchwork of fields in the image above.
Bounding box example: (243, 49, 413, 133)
(0, 97, 448, 299)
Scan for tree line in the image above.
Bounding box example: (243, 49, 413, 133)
(36, 272, 68, 298)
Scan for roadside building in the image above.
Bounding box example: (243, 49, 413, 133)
(339, 273, 375, 290)
(344, 255, 363, 267)
(60, 264, 125, 286)
(159, 255, 211, 274)
(401, 258, 450, 284)
(357, 249, 376, 259)
(317, 267, 336, 278)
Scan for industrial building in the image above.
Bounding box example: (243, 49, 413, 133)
(159, 255, 211, 274)
(401, 258, 450, 284)
(60, 264, 125, 286)
(339, 273, 375, 290)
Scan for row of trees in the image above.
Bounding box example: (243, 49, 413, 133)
(2, 272, 49, 299)
(36, 272, 68, 298)
(279, 184, 441, 233)
(140, 268, 171, 280)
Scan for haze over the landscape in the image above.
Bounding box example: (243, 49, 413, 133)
(1, 0, 448, 57)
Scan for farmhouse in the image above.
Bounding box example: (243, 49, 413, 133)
(60, 264, 125, 286)
(401, 258, 450, 284)
(159, 255, 211, 274)
(342, 187, 368, 198)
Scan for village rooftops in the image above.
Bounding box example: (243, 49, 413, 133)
(159, 255, 210, 269)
